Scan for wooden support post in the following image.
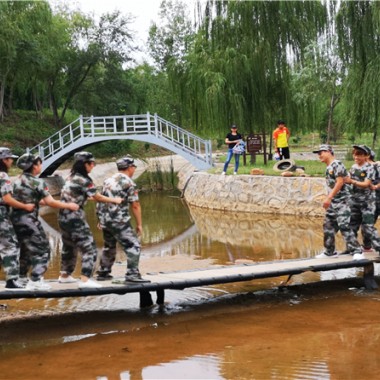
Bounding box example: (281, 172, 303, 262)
(139, 291, 153, 308)
(156, 289, 165, 305)
(363, 263, 378, 290)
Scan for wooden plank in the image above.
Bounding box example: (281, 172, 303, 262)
(0, 253, 378, 300)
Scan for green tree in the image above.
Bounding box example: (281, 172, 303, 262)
(336, 1, 380, 146)
(166, 0, 327, 137)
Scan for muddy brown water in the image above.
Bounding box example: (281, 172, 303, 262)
(1, 191, 380, 379)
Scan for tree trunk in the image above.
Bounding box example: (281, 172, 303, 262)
(0, 79, 6, 121)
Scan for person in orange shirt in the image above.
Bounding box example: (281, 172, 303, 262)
(273, 120, 290, 160)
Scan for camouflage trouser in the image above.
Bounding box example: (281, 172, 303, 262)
(11, 212, 50, 281)
(58, 212, 97, 278)
(363, 191, 380, 248)
(324, 199, 361, 255)
(98, 221, 141, 276)
(351, 195, 380, 252)
(0, 207, 20, 281)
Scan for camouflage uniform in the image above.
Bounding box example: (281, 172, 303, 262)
(349, 162, 380, 251)
(363, 161, 380, 248)
(323, 160, 362, 255)
(96, 172, 141, 277)
(11, 173, 51, 280)
(58, 173, 98, 278)
(0, 172, 21, 280)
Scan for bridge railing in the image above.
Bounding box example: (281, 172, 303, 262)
(28, 113, 212, 168)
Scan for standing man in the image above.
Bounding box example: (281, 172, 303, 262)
(96, 157, 150, 283)
(312, 144, 362, 259)
(273, 120, 290, 160)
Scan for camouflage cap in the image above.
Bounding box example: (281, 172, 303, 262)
(16, 153, 40, 170)
(0, 147, 18, 160)
(74, 151, 95, 163)
(312, 144, 334, 155)
(352, 144, 370, 155)
(116, 157, 137, 170)
(370, 149, 376, 160)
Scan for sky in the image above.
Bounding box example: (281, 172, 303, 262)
(49, 0, 164, 63)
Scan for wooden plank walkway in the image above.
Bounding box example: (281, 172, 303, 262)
(0, 253, 379, 307)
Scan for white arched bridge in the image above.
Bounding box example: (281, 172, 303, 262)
(27, 113, 213, 177)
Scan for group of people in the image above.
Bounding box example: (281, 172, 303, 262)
(0, 148, 149, 291)
(222, 120, 291, 174)
(314, 144, 380, 259)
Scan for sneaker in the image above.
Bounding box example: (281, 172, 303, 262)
(18, 276, 29, 286)
(125, 274, 151, 283)
(78, 279, 102, 289)
(96, 273, 113, 281)
(221, 172, 226, 176)
(233, 172, 237, 175)
(338, 250, 352, 256)
(26, 278, 51, 291)
(362, 246, 374, 253)
(5, 279, 27, 291)
(315, 252, 337, 259)
(353, 253, 366, 261)
(58, 275, 77, 283)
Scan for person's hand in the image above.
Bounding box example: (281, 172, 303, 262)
(113, 197, 123, 204)
(97, 222, 103, 230)
(323, 197, 332, 210)
(344, 176, 353, 184)
(67, 202, 79, 211)
(24, 203, 35, 212)
(136, 225, 142, 236)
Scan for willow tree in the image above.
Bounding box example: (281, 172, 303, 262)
(166, 0, 327, 136)
(336, 1, 380, 146)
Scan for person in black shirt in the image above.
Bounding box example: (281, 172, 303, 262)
(222, 125, 243, 175)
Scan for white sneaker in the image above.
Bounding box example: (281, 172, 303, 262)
(221, 172, 226, 175)
(78, 279, 102, 289)
(58, 275, 77, 283)
(353, 253, 366, 261)
(26, 278, 51, 291)
(315, 252, 337, 259)
(233, 172, 237, 175)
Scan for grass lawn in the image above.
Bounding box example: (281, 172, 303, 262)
(212, 153, 355, 177)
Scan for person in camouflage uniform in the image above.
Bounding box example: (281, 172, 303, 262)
(0, 148, 35, 290)
(58, 152, 122, 289)
(96, 157, 150, 283)
(361, 148, 380, 250)
(11, 153, 79, 291)
(312, 144, 362, 259)
(344, 145, 380, 258)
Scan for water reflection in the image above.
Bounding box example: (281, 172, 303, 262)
(187, 206, 328, 262)
(3, 192, 380, 379)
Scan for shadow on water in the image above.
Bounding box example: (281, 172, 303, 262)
(2, 191, 380, 379)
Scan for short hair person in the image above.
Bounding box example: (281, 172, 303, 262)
(313, 144, 362, 259)
(273, 120, 290, 160)
(96, 157, 150, 283)
(0, 148, 35, 290)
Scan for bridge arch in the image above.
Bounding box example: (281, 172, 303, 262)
(27, 113, 213, 177)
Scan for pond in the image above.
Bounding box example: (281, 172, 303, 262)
(1, 191, 380, 380)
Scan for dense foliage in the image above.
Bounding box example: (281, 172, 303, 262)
(1, 0, 380, 149)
